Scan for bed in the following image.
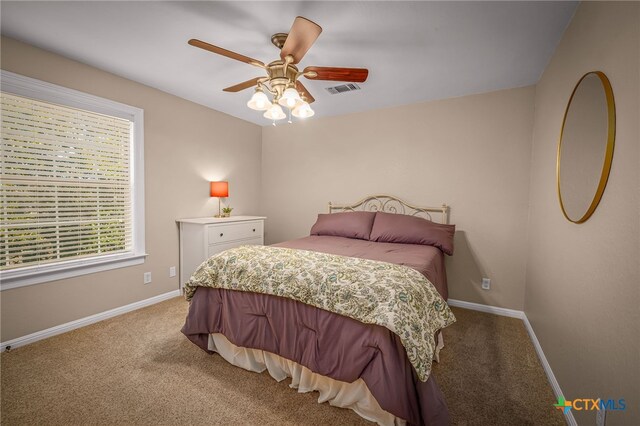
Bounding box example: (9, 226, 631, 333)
(182, 195, 456, 425)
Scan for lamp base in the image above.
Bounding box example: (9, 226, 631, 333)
(213, 197, 230, 218)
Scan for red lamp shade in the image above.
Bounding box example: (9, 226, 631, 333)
(210, 181, 229, 197)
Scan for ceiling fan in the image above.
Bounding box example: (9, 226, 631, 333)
(188, 16, 369, 121)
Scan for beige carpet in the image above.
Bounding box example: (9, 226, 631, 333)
(1, 297, 564, 425)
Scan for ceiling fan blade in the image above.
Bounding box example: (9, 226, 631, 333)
(303, 66, 369, 83)
(280, 16, 322, 64)
(295, 81, 315, 104)
(223, 77, 264, 93)
(188, 39, 265, 68)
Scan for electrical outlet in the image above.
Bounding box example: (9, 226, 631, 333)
(482, 278, 491, 290)
(169, 266, 176, 278)
(596, 408, 606, 426)
(143, 272, 152, 284)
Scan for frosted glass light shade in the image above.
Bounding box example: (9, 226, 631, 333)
(247, 90, 271, 111)
(278, 87, 303, 109)
(263, 103, 286, 120)
(292, 102, 315, 118)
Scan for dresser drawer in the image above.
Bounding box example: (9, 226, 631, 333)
(207, 220, 263, 245)
(207, 237, 263, 258)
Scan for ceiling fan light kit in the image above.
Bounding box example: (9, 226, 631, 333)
(189, 16, 369, 124)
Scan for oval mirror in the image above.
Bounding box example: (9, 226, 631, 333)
(557, 71, 616, 223)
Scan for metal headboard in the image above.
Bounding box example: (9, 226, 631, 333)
(328, 195, 449, 224)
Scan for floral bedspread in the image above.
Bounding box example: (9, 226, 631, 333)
(185, 245, 456, 381)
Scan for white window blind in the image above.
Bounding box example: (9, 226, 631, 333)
(1, 92, 133, 271)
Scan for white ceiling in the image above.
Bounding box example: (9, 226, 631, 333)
(1, 1, 577, 126)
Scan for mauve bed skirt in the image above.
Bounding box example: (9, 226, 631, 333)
(182, 287, 449, 426)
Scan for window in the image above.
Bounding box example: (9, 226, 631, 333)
(0, 71, 145, 290)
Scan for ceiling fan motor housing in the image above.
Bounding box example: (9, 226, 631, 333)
(266, 60, 300, 99)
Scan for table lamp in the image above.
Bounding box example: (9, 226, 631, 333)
(210, 181, 229, 218)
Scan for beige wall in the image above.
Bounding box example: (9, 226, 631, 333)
(3, 4, 639, 421)
(261, 86, 535, 310)
(0, 37, 262, 341)
(525, 2, 639, 425)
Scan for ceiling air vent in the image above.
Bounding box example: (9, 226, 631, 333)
(325, 83, 361, 95)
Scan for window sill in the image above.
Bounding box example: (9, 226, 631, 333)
(0, 253, 148, 291)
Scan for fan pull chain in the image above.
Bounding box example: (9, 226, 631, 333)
(288, 109, 292, 124)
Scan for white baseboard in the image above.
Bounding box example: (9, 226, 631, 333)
(447, 298, 576, 426)
(522, 315, 577, 426)
(447, 298, 525, 319)
(1, 289, 181, 352)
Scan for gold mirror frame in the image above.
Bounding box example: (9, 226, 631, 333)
(557, 71, 616, 224)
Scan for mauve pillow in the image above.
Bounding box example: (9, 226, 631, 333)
(369, 211, 456, 255)
(310, 211, 376, 240)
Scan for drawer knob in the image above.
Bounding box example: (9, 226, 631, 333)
(220, 233, 224, 237)
(253, 229, 256, 232)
